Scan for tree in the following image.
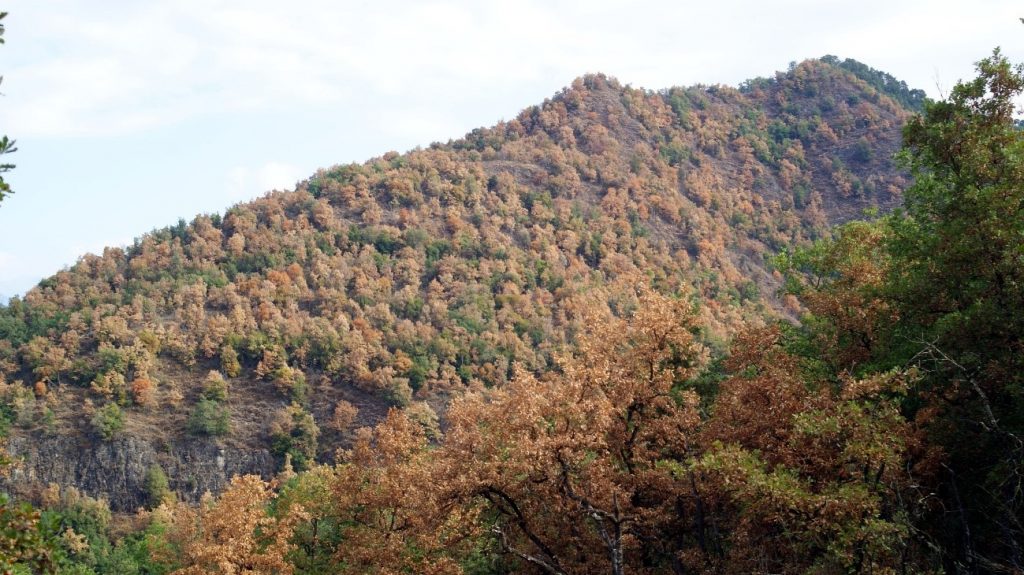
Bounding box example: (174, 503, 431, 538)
(168, 475, 302, 575)
(269, 403, 319, 471)
(187, 398, 230, 437)
(327, 410, 468, 574)
(90, 402, 125, 441)
(0, 412, 57, 575)
(0, 494, 56, 574)
(888, 48, 1024, 572)
(0, 12, 15, 203)
(145, 464, 173, 508)
(442, 291, 706, 574)
(783, 49, 1024, 572)
(892, 48, 1024, 372)
(697, 326, 926, 573)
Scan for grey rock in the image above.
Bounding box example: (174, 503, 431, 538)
(1, 434, 275, 511)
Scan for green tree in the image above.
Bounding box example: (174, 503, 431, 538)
(891, 48, 1024, 369)
(187, 398, 230, 437)
(0, 12, 15, 203)
(90, 402, 125, 441)
(145, 465, 173, 508)
(270, 403, 319, 472)
(888, 48, 1024, 571)
(784, 49, 1024, 572)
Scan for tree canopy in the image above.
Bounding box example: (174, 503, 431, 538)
(784, 48, 1024, 572)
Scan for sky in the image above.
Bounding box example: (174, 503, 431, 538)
(0, 0, 1020, 299)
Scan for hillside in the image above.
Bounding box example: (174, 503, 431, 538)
(0, 58, 916, 510)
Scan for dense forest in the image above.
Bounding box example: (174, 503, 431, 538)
(2, 49, 1022, 573)
(0, 56, 909, 477)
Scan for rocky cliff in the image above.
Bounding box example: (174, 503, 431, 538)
(2, 435, 274, 510)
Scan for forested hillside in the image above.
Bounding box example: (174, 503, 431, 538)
(0, 59, 912, 499)
(7, 53, 993, 574)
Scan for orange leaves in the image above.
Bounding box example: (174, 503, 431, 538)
(441, 290, 707, 572)
(705, 326, 826, 465)
(694, 324, 920, 572)
(0, 58, 913, 439)
(129, 376, 155, 407)
(0, 61, 931, 572)
(329, 399, 358, 433)
(330, 410, 472, 574)
(780, 220, 895, 372)
(169, 475, 303, 575)
(155, 286, 922, 573)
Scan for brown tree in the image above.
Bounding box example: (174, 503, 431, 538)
(442, 291, 705, 574)
(169, 475, 303, 575)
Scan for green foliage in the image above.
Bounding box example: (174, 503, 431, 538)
(219, 345, 241, 378)
(404, 401, 441, 441)
(90, 403, 124, 441)
(0, 493, 57, 574)
(785, 50, 1024, 570)
(144, 465, 172, 509)
(885, 49, 1024, 566)
(851, 136, 873, 163)
(694, 442, 910, 573)
(201, 370, 228, 402)
(39, 486, 173, 575)
(186, 398, 230, 437)
(891, 49, 1024, 360)
(0, 135, 16, 203)
(270, 403, 319, 471)
(348, 225, 404, 255)
(821, 54, 927, 111)
(0, 13, 15, 204)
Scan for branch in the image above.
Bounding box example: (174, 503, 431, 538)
(492, 525, 566, 575)
(909, 337, 1016, 445)
(480, 486, 563, 572)
(556, 454, 627, 575)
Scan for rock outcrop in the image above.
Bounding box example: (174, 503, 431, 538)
(1, 435, 275, 511)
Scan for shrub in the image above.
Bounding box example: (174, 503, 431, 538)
(852, 137, 873, 164)
(201, 370, 228, 402)
(144, 464, 172, 508)
(330, 400, 358, 432)
(130, 377, 156, 407)
(187, 398, 229, 436)
(91, 403, 124, 441)
(220, 345, 241, 378)
(270, 403, 319, 471)
(405, 401, 441, 441)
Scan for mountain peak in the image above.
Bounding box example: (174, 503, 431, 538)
(2, 59, 916, 509)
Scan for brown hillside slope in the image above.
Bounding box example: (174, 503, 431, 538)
(0, 58, 914, 509)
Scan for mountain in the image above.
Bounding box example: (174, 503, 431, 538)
(0, 58, 916, 510)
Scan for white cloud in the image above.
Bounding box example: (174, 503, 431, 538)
(5, 0, 1021, 140)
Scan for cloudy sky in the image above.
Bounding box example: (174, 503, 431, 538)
(0, 0, 1020, 298)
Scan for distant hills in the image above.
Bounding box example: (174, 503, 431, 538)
(0, 57, 917, 509)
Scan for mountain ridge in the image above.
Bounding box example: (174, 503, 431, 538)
(0, 56, 918, 509)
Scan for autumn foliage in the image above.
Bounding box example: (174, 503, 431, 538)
(0, 59, 911, 466)
(0, 56, 967, 574)
(120, 290, 930, 574)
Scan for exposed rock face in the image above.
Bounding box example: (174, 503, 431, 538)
(1, 435, 275, 511)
